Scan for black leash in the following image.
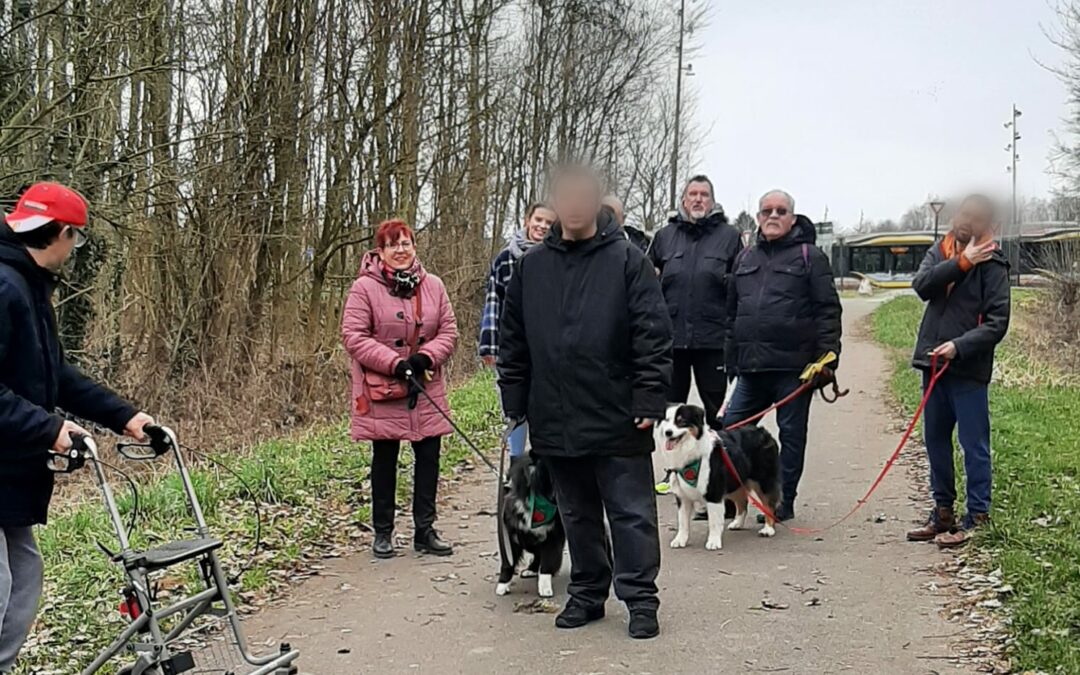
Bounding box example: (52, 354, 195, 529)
(406, 370, 515, 570)
(407, 372, 502, 477)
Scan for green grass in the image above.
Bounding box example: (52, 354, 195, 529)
(17, 371, 500, 674)
(872, 294, 1080, 673)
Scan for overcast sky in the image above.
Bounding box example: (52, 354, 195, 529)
(688, 0, 1067, 230)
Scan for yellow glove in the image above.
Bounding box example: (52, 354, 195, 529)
(799, 352, 838, 383)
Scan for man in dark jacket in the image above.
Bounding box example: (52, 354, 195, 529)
(648, 175, 742, 428)
(722, 190, 842, 523)
(0, 182, 153, 672)
(498, 165, 672, 639)
(906, 194, 1009, 548)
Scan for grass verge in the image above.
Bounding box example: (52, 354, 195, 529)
(871, 293, 1080, 673)
(17, 371, 500, 674)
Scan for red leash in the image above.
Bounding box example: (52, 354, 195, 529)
(717, 356, 951, 535)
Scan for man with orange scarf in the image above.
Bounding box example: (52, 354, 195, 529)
(907, 194, 1010, 548)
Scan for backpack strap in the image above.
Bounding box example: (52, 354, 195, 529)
(802, 243, 809, 268)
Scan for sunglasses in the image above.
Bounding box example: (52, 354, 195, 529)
(759, 207, 789, 218)
(65, 225, 88, 249)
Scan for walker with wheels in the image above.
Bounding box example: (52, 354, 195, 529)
(48, 426, 300, 675)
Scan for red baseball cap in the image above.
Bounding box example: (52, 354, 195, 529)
(5, 182, 88, 233)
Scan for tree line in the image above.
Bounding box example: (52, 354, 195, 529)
(0, 0, 701, 437)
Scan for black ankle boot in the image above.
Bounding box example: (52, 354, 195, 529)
(373, 532, 395, 559)
(628, 608, 660, 639)
(414, 529, 453, 556)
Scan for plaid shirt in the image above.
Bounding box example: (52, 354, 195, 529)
(478, 247, 516, 358)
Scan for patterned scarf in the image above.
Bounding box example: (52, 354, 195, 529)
(382, 258, 423, 298)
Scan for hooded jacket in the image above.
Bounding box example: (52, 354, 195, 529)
(911, 238, 1010, 384)
(648, 208, 743, 350)
(725, 215, 842, 374)
(342, 251, 458, 442)
(0, 223, 136, 526)
(497, 210, 673, 457)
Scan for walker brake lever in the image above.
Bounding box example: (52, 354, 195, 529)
(47, 433, 92, 473)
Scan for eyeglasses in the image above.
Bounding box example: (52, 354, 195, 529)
(65, 225, 88, 249)
(759, 207, 789, 218)
(381, 240, 414, 251)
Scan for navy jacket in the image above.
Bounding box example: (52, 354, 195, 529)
(911, 241, 1010, 384)
(497, 211, 673, 457)
(725, 216, 842, 374)
(648, 210, 743, 351)
(0, 224, 136, 526)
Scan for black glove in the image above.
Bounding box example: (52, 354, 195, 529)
(407, 353, 433, 375)
(393, 360, 412, 380)
(811, 366, 836, 390)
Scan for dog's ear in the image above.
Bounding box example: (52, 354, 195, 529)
(676, 404, 706, 439)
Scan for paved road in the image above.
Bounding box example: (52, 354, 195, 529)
(226, 298, 968, 674)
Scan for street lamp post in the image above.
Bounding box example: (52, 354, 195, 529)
(668, 0, 686, 212)
(1005, 105, 1022, 286)
(929, 200, 946, 241)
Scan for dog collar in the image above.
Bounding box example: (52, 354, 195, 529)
(528, 491, 557, 529)
(678, 458, 702, 488)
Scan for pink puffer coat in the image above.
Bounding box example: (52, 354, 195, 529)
(342, 252, 458, 442)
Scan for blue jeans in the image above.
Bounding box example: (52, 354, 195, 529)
(922, 371, 992, 519)
(508, 422, 528, 458)
(495, 380, 528, 458)
(722, 372, 812, 505)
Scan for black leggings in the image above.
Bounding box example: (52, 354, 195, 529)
(370, 436, 442, 535)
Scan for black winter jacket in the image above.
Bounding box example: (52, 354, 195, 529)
(725, 216, 842, 374)
(497, 211, 673, 457)
(911, 241, 1010, 384)
(648, 209, 743, 350)
(0, 224, 136, 526)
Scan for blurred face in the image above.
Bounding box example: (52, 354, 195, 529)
(681, 181, 714, 222)
(952, 200, 995, 244)
(552, 177, 602, 237)
(377, 234, 416, 270)
(525, 207, 556, 242)
(757, 192, 797, 241)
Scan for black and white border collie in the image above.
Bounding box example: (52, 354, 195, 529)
(657, 404, 782, 550)
(496, 455, 565, 598)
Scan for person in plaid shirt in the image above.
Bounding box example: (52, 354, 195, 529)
(480, 202, 556, 462)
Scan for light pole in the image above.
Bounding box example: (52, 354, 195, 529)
(669, 0, 690, 212)
(1005, 105, 1022, 285)
(929, 200, 946, 241)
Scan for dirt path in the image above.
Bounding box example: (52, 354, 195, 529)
(228, 298, 968, 674)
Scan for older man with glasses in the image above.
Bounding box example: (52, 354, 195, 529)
(722, 189, 842, 523)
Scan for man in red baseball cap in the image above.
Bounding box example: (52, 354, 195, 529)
(0, 181, 155, 672)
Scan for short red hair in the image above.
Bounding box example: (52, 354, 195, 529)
(375, 219, 414, 249)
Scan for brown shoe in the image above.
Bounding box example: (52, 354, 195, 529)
(935, 513, 989, 549)
(907, 506, 955, 542)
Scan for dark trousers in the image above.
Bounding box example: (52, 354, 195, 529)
(669, 349, 728, 429)
(922, 371, 992, 519)
(722, 372, 812, 505)
(370, 436, 442, 535)
(545, 454, 660, 612)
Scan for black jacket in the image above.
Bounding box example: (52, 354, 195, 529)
(648, 209, 743, 350)
(623, 225, 651, 255)
(0, 224, 136, 526)
(497, 211, 673, 457)
(911, 241, 1010, 383)
(725, 216, 842, 374)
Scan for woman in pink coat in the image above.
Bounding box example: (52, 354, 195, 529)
(342, 219, 459, 559)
